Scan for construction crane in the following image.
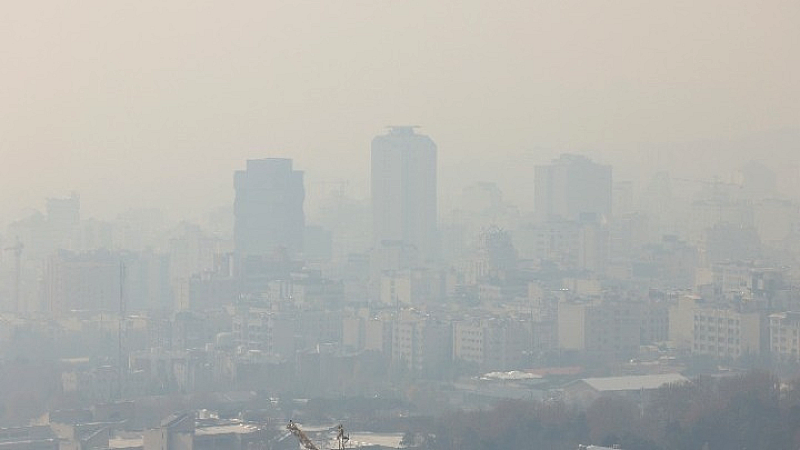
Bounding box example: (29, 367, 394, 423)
(335, 424, 349, 450)
(286, 421, 349, 450)
(287, 421, 320, 450)
(3, 237, 23, 313)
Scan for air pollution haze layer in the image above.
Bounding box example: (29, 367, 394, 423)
(0, 0, 798, 221)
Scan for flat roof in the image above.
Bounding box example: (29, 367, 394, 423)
(579, 373, 688, 392)
(109, 437, 143, 449)
(195, 424, 260, 436)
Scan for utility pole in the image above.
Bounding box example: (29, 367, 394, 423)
(118, 260, 127, 399)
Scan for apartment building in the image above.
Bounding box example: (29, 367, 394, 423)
(769, 312, 800, 362)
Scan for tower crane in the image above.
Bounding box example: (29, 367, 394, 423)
(286, 421, 349, 450)
(287, 421, 320, 450)
(335, 424, 349, 450)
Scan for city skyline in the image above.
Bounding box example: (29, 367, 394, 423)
(1, 1, 799, 447)
(2, 129, 799, 229)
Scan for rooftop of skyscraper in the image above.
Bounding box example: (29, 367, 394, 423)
(387, 125, 420, 135)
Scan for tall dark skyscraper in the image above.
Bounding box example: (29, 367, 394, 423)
(234, 158, 305, 257)
(371, 126, 438, 261)
(534, 154, 612, 222)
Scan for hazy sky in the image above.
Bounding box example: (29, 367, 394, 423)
(1, 0, 798, 222)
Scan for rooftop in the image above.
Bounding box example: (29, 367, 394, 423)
(578, 373, 688, 392)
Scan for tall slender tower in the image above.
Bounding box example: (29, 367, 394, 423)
(371, 126, 438, 261)
(234, 158, 305, 257)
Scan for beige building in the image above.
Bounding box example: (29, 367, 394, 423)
(671, 297, 765, 358)
(44, 250, 120, 316)
(691, 307, 763, 358)
(557, 301, 641, 356)
(452, 318, 531, 371)
(668, 295, 699, 350)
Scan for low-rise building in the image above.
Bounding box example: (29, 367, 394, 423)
(563, 373, 688, 407)
(0, 426, 59, 450)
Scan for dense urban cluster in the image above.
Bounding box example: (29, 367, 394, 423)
(1, 127, 800, 449)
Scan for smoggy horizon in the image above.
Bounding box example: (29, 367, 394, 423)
(1, 0, 798, 222)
